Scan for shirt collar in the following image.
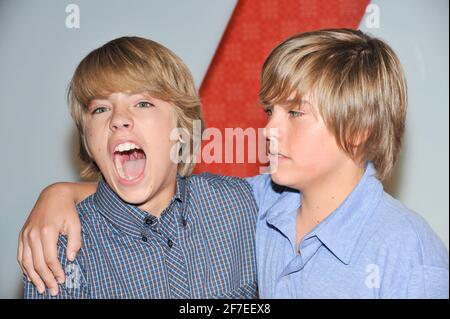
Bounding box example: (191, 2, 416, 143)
(311, 162, 383, 264)
(265, 189, 300, 250)
(93, 174, 187, 237)
(265, 162, 383, 265)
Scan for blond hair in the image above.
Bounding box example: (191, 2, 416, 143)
(260, 29, 407, 180)
(68, 36, 204, 178)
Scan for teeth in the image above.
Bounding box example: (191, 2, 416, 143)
(114, 142, 141, 153)
(114, 156, 125, 179)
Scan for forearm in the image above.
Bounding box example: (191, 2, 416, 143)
(44, 182, 97, 205)
(70, 182, 97, 204)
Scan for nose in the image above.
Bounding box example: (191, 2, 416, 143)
(110, 109, 134, 131)
(263, 113, 283, 156)
(263, 116, 281, 141)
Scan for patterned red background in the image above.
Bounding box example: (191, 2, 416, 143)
(194, 0, 370, 177)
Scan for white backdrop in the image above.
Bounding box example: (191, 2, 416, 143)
(360, 0, 449, 252)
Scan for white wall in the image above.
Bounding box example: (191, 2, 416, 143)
(360, 0, 449, 249)
(0, 0, 237, 299)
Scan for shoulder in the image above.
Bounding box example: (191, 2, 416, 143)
(74, 194, 102, 238)
(75, 194, 98, 220)
(354, 192, 449, 298)
(245, 174, 273, 201)
(187, 173, 255, 202)
(185, 173, 258, 218)
(72, 194, 101, 257)
(367, 192, 448, 269)
(245, 174, 289, 213)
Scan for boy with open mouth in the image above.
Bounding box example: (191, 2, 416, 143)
(21, 36, 258, 298)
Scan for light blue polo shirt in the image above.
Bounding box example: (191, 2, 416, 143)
(247, 162, 449, 298)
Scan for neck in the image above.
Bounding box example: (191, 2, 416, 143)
(298, 161, 365, 224)
(138, 173, 177, 218)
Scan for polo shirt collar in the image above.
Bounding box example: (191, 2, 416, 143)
(265, 162, 383, 265)
(94, 174, 187, 237)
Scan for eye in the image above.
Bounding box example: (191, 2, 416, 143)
(288, 110, 305, 118)
(136, 101, 154, 108)
(91, 106, 109, 114)
(264, 108, 273, 117)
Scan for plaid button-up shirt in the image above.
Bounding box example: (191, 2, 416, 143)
(24, 173, 258, 299)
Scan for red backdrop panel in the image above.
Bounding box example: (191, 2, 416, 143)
(194, 0, 370, 177)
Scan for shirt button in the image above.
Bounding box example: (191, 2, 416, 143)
(167, 239, 173, 248)
(181, 219, 187, 227)
(144, 217, 154, 226)
(142, 236, 148, 242)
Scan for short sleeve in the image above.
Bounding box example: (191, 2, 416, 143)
(245, 174, 273, 210)
(407, 265, 449, 299)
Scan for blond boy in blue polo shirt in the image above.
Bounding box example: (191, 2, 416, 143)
(247, 29, 448, 298)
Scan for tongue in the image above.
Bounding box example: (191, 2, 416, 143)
(120, 150, 146, 180)
(123, 158, 146, 180)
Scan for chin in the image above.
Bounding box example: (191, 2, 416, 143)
(270, 169, 291, 187)
(115, 188, 151, 205)
(270, 168, 303, 190)
(104, 171, 152, 204)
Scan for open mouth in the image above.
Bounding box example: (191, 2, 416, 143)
(113, 142, 146, 182)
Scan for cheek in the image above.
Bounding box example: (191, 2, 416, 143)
(84, 125, 107, 162)
(289, 121, 343, 169)
(139, 116, 177, 160)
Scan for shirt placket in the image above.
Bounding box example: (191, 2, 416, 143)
(151, 203, 191, 298)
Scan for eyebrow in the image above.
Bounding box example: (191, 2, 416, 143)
(287, 98, 310, 105)
(277, 99, 311, 111)
(89, 96, 110, 102)
(89, 91, 152, 103)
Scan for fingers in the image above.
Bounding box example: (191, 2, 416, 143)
(17, 230, 29, 280)
(41, 227, 66, 284)
(22, 241, 46, 294)
(65, 219, 82, 262)
(29, 230, 59, 296)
